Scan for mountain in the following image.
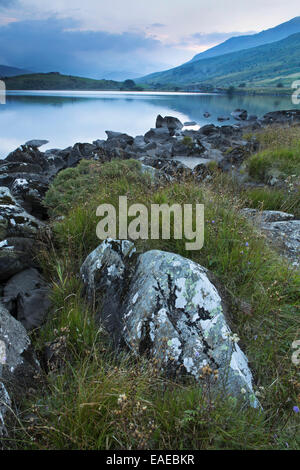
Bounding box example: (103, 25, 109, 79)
(137, 32, 300, 89)
(0, 64, 31, 78)
(191, 16, 300, 62)
(4, 72, 143, 91)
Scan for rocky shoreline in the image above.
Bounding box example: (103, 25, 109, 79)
(0, 109, 299, 437)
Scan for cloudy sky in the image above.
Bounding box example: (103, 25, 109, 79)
(0, 0, 299, 79)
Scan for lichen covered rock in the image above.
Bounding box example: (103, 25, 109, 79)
(80, 239, 136, 341)
(0, 187, 43, 239)
(0, 302, 39, 436)
(81, 240, 259, 407)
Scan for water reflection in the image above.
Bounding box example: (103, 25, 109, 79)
(0, 91, 297, 158)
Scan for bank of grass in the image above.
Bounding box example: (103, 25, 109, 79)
(5, 159, 300, 450)
(244, 125, 300, 184)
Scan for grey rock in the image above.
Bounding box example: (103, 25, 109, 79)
(80, 239, 136, 342)
(140, 164, 168, 182)
(3, 268, 51, 331)
(25, 139, 49, 148)
(184, 121, 197, 127)
(81, 240, 259, 407)
(0, 187, 43, 240)
(261, 110, 300, 125)
(93, 139, 105, 148)
(0, 161, 43, 175)
(155, 115, 183, 134)
(144, 127, 172, 144)
(0, 238, 37, 282)
(138, 156, 191, 177)
(231, 109, 248, 121)
(242, 209, 300, 266)
(241, 209, 295, 224)
(105, 131, 134, 143)
(0, 302, 39, 436)
(10, 177, 49, 219)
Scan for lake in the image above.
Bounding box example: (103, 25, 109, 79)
(0, 90, 298, 158)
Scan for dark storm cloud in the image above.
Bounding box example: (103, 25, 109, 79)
(0, 0, 18, 7)
(0, 17, 165, 78)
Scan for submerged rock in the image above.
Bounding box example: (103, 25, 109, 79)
(231, 109, 248, 121)
(81, 240, 259, 407)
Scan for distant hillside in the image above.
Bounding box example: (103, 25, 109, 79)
(191, 16, 300, 62)
(0, 64, 31, 78)
(138, 32, 300, 89)
(3, 72, 143, 91)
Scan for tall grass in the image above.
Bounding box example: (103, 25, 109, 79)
(3, 158, 299, 450)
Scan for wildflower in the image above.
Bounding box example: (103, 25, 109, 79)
(194, 350, 200, 357)
(293, 406, 300, 413)
(117, 393, 127, 405)
(245, 242, 249, 247)
(211, 220, 215, 224)
(232, 333, 240, 343)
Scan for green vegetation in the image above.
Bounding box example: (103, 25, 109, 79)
(137, 32, 300, 91)
(241, 126, 300, 217)
(4, 147, 299, 449)
(4, 72, 145, 91)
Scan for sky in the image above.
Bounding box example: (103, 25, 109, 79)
(0, 0, 299, 80)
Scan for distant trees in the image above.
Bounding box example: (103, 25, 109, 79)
(226, 86, 236, 95)
(123, 79, 136, 89)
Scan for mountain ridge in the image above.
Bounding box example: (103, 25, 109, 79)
(191, 16, 300, 62)
(0, 64, 31, 78)
(137, 31, 300, 89)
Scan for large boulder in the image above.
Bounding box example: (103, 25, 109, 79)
(155, 115, 183, 134)
(0, 302, 39, 436)
(3, 268, 51, 331)
(81, 239, 136, 342)
(81, 240, 259, 407)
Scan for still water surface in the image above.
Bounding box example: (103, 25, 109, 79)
(0, 90, 298, 158)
